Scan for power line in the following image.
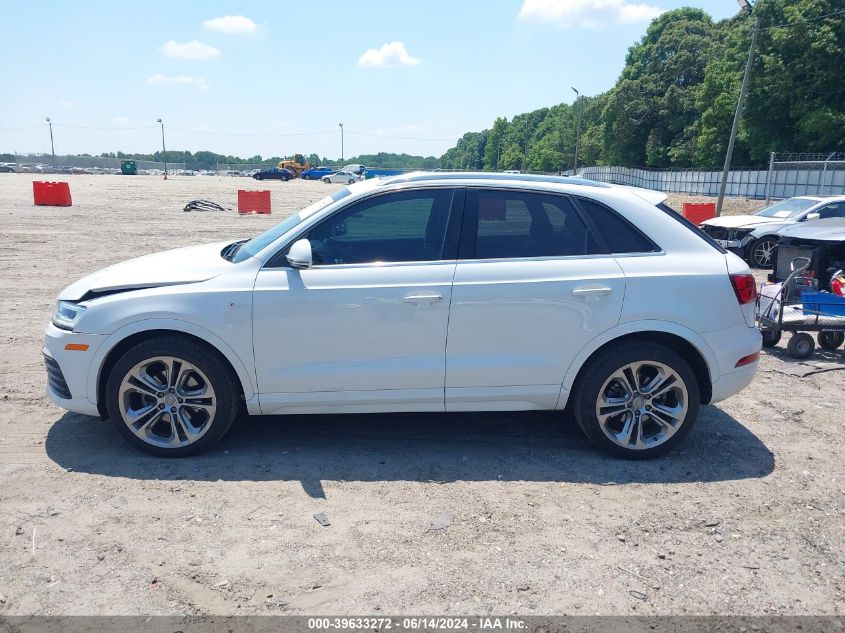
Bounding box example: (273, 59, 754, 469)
(54, 123, 158, 130)
(756, 8, 845, 31)
(345, 129, 459, 141)
(167, 126, 337, 138)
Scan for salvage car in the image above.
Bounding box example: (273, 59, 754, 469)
(772, 218, 845, 290)
(301, 167, 333, 180)
(700, 195, 845, 268)
(44, 173, 761, 459)
(253, 167, 294, 181)
(322, 170, 363, 184)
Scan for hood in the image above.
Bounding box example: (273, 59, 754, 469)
(777, 218, 845, 242)
(700, 214, 783, 229)
(60, 241, 235, 301)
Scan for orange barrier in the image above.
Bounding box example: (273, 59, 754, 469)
(33, 181, 72, 207)
(238, 190, 271, 214)
(682, 202, 716, 225)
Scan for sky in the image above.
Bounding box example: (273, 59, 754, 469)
(0, 0, 738, 161)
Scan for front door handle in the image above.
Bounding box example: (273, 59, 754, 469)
(572, 285, 613, 299)
(403, 292, 443, 304)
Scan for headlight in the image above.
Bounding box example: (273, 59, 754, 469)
(52, 300, 87, 331)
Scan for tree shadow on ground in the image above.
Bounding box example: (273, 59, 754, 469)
(45, 405, 774, 497)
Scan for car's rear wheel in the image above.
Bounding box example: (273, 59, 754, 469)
(748, 237, 777, 268)
(323, 177, 330, 183)
(105, 336, 240, 457)
(255, 175, 263, 180)
(572, 342, 700, 459)
(303, 174, 311, 180)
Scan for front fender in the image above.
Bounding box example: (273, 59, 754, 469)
(87, 318, 256, 404)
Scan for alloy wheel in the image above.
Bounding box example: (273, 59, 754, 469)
(595, 361, 689, 451)
(752, 239, 777, 267)
(117, 356, 217, 448)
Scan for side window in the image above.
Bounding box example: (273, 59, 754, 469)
(575, 197, 659, 254)
(818, 203, 845, 219)
(304, 189, 456, 265)
(469, 190, 591, 259)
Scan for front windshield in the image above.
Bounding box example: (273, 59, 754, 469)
(754, 198, 816, 219)
(230, 187, 352, 263)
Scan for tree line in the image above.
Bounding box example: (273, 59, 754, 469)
(440, 0, 844, 172)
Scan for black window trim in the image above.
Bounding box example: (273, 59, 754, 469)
(458, 187, 660, 262)
(569, 194, 661, 256)
(265, 185, 466, 268)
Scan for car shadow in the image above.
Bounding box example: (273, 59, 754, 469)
(45, 406, 774, 497)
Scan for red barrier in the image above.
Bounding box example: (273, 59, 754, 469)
(33, 181, 72, 207)
(682, 202, 716, 225)
(238, 190, 271, 214)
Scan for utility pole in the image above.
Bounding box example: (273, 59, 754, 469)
(571, 87, 582, 175)
(338, 122, 344, 163)
(45, 117, 55, 164)
(156, 118, 168, 180)
(716, 1, 759, 216)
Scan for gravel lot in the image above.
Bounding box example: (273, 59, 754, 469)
(1, 174, 843, 616)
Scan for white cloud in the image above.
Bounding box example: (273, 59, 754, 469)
(112, 116, 132, 124)
(518, 0, 665, 27)
(203, 15, 258, 34)
(161, 40, 221, 60)
(59, 100, 75, 108)
(147, 74, 210, 91)
(358, 42, 420, 68)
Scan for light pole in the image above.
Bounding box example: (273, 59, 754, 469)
(45, 117, 55, 164)
(338, 122, 344, 164)
(156, 118, 168, 180)
(716, 0, 759, 216)
(571, 87, 582, 175)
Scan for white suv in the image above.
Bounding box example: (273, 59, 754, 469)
(44, 173, 761, 458)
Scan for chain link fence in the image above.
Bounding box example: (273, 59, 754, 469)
(764, 152, 845, 202)
(576, 153, 845, 200)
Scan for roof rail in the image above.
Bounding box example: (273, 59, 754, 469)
(376, 171, 611, 188)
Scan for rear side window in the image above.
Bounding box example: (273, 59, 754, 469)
(574, 197, 659, 254)
(467, 190, 591, 259)
(656, 202, 727, 253)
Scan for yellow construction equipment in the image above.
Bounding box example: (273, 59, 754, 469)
(277, 154, 312, 178)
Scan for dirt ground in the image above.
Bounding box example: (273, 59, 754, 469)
(0, 174, 843, 616)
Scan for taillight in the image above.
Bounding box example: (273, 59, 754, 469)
(730, 273, 757, 305)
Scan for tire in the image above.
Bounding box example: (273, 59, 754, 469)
(761, 329, 782, 348)
(748, 237, 778, 269)
(786, 332, 815, 359)
(303, 174, 311, 180)
(323, 178, 330, 183)
(105, 336, 240, 457)
(255, 175, 263, 180)
(572, 341, 700, 459)
(347, 179, 355, 184)
(284, 176, 289, 181)
(818, 331, 844, 351)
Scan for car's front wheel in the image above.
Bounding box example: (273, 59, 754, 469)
(322, 178, 330, 183)
(302, 174, 311, 180)
(105, 336, 240, 457)
(572, 341, 700, 459)
(748, 237, 777, 268)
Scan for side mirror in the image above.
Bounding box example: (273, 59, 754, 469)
(806, 212, 821, 221)
(286, 238, 313, 269)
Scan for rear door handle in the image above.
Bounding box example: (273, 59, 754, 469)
(572, 285, 613, 299)
(403, 292, 443, 304)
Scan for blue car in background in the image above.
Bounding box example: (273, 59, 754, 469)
(301, 167, 333, 180)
